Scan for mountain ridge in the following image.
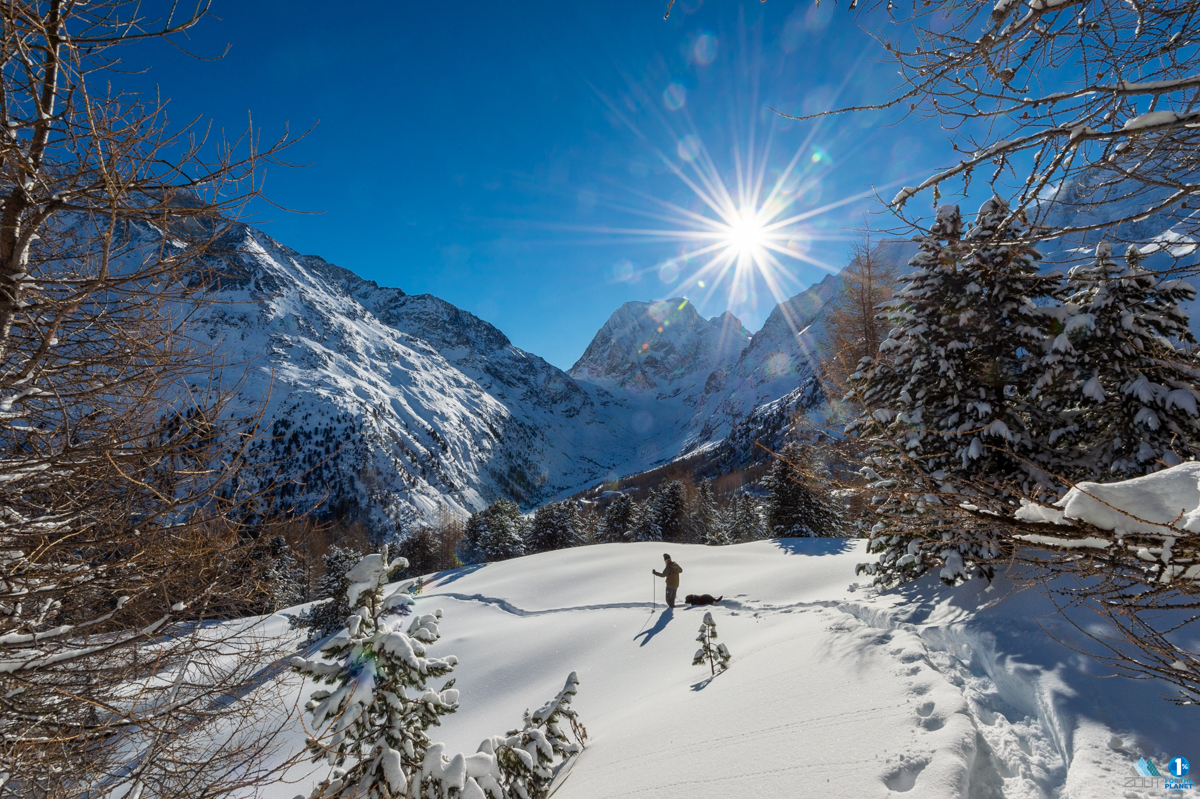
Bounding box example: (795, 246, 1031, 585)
(196, 223, 831, 535)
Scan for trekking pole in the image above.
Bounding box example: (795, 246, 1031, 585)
(651, 573, 656, 611)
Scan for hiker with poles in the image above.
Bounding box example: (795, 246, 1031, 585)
(652, 553, 683, 609)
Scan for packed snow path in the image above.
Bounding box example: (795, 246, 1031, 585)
(265, 540, 1197, 799)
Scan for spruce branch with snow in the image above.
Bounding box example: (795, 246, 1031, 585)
(1037, 242, 1200, 478)
(481, 672, 588, 799)
(693, 612, 731, 676)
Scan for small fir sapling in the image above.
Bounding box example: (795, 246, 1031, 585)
(693, 612, 731, 675)
(291, 550, 460, 799)
(476, 672, 588, 799)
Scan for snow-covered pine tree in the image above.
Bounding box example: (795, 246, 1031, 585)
(628, 488, 663, 542)
(720, 493, 765, 543)
(597, 492, 634, 542)
(695, 479, 726, 545)
(292, 544, 366, 640)
(292, 551, 460, 799)
(264, 534, 306, 612)
(692, 612, 731, 675)
(849, 204, 969, 479)
(954, 196, 1050, 488)
(655, 480, 686, 542)
(762, 442, 844, 537)
(852, 200, 1051, 587)
(1039, 242, 1200, 479)
(464, 500, 528, 563)
(526, 501, 578, 554)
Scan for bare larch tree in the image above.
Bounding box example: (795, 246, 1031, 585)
(0, 2, 302, 796)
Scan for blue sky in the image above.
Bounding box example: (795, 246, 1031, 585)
(135, 0, 944, 370)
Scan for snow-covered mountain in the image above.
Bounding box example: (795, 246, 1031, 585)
(199, 224, 834, 533)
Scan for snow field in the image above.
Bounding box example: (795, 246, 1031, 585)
(258, 540, 1197, 798)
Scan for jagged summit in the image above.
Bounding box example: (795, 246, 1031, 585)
(568, 298, 749, 391)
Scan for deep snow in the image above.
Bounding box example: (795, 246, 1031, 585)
(256, 540, 1198, 799)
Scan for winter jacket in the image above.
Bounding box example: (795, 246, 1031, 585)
(655, 561, 682, 588)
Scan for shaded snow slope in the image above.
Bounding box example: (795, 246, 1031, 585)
(256, 540, 1194, 799)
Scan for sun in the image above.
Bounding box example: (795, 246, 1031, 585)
(589, 126, 878, 328)
(725, 209, 767, 255)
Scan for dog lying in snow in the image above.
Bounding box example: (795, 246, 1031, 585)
(685, 594, 723, 606)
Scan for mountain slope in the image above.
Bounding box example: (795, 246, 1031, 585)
(191, 223, 844, 531)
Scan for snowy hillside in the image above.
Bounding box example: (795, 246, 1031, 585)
(254, 539, 1196, 798)
(191, 223, 840, 530)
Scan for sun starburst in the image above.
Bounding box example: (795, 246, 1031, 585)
(602, 127, 881, 330)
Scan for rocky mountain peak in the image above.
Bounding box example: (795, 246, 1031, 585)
(568, 298, 749, 391)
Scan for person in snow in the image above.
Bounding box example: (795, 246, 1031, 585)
(653, 553, 683, 609)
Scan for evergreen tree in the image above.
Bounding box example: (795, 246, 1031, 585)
(292, 551, 460, 799)
(655, 480, 686, 542)
(852, 199, 1051, 587)
(463, 500, 528, 563)
(692, 612, 731, 675)
(720, 493, 765, 543)
(526, 501, 578, 554)
(267, 534, 306, 611)
(628, 489, 663, 542)
(853, 199, 1049, 487)
(850, 204, 970, 479)
(242, 534, 306, 615)
(762, 442, 844, 537)
(394, 527, 438, 578)
(1040, 242, 1200, 479)
(292, 544, 366, 641)
(695, 479, 725, 545)
(597, 492, 634, 542)
(954, 196, 1051, 486)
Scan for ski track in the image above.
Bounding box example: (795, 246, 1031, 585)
(425, 591, 844, 618)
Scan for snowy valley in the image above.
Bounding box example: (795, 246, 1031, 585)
(203, 224, 835, 533)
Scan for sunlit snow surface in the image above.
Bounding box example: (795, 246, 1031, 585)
(255, 540, 1197, 799)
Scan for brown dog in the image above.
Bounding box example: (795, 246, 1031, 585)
(685, 593, 723, 606)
